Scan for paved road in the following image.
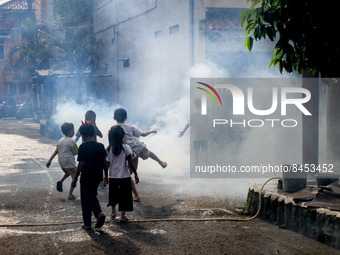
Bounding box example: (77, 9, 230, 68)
(0, 118, 339, 254)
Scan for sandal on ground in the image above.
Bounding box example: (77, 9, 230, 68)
(111, 213, 119, 222)
(56, 181, 63, 192)
(95, 213, 106, 228)
(111, 216, 119, 222)
(119, 216, 129, 223)
(133, 197, 141, 202)
(82, 225, 92, 231)
(68, 195, 76, 200)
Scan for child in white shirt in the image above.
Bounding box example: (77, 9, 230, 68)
(46, 122, 78, 200)
(107, 125, 139, 222)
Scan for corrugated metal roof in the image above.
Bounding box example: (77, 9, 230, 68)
(0, 0, 32, 30)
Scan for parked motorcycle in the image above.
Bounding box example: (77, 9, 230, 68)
(16, 100, 32, 120)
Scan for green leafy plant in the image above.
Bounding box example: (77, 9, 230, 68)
(241, 0, 340, 77)
(10, 18, 54, 79)
(52, 0, 94, 72)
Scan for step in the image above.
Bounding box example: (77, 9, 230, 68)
(244, 183, 340, 249)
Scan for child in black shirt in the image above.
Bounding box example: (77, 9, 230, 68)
(72, 123, 108, 230)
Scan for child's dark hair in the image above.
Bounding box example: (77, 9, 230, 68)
(114, 108, 127, 123)
(85, 110, 96, 121)
(79, 122, 95, 137)
(61, 122, 74, 136)
(108, 125, 125, 156)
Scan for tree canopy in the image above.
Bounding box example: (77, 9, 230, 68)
(9, 0, 96, 81)
(52, 0, 93, 27)
(52, 0, 94, 72)
(241, 0, 340, 77)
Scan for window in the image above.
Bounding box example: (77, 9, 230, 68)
(154, 30, 163, 38)
(169, 25, 179, 34)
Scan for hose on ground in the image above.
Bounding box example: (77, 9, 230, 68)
(0, 177, 281, 227)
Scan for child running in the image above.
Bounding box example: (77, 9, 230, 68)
(113, 108, 167, 169)
(72, 123, 108, 230)
(107, 125, 139, 222)
(113, 108, 167, 201)
(46, 122, 78, 200)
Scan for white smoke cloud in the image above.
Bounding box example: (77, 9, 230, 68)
(53, 98, 120, 147)
(52, 63, 303, 201)
(52, 1, 303, 201)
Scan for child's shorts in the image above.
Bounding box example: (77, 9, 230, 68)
(138, 146, 150, 160)
(129, 145, 150, 172)
(61, 167, 77, 179)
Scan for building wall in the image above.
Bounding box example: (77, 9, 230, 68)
(197, 0, 249, 63)
(93, 0, 117, 101)
(35, 0, 53, 26)
(93, 0, 280, 113)
(0, 35, 9, 99)
(94, 0, 193, 109)
(0, 6, 34, 103)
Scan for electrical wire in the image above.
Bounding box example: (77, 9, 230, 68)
(0, 177, 281, 227)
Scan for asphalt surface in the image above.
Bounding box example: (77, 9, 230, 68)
(0, 118, 339, 255)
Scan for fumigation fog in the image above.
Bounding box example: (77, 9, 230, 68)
(52, 68, 305, 202)
(50, 2, 309, 201)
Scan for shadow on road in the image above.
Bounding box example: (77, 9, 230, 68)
(84, 228, 142, 254)
(0, 118, 56, 145)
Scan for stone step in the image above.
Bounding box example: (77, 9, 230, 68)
(244, 184, 340, 249)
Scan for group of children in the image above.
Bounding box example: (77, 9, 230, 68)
(46, 109, 167, 230)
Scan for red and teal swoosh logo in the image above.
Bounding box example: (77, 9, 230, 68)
(196, 82, 222, 106)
